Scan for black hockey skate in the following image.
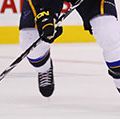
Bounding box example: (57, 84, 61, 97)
(38, 60, 54, 97)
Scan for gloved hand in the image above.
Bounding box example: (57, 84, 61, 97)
(35, 9, 63, 43)
(42, 26, 63, 43)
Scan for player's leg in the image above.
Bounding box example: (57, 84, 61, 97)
(77, 0, 120, 93)
(90, 18, 120, 93)
(89, 0, 120, 92)
(19, 0, 54, 97)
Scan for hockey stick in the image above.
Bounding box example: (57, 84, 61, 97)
(0, 0, 83, 81)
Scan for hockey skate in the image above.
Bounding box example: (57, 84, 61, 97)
(38, 60, 54, 97)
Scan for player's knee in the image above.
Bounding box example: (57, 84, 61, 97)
(20, 28, 50, 56)
(20, 28, 39, 50)
(90, 15, 120, 51)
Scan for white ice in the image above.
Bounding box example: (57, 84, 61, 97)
(0, 43, 120, 119)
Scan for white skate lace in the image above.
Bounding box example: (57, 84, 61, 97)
(39, 68, 53, 87)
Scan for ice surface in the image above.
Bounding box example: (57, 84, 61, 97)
(0, 43, 120, 119)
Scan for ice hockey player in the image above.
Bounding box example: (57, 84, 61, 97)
(19, 0, 63, 97)
(74, 0, 120, 93)
(19, 0, 120, 97)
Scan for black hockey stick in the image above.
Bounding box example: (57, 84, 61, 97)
(0, 0, 83, 81)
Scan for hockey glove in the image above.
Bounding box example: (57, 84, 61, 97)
(35, 9, 63, 43)
(42, 25, 63, 43)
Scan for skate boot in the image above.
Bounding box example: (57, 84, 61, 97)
(38, 61, 54, 97)
(108, 69, 120, 93)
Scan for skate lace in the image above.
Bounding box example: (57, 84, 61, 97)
(39, 68, 53, 87)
